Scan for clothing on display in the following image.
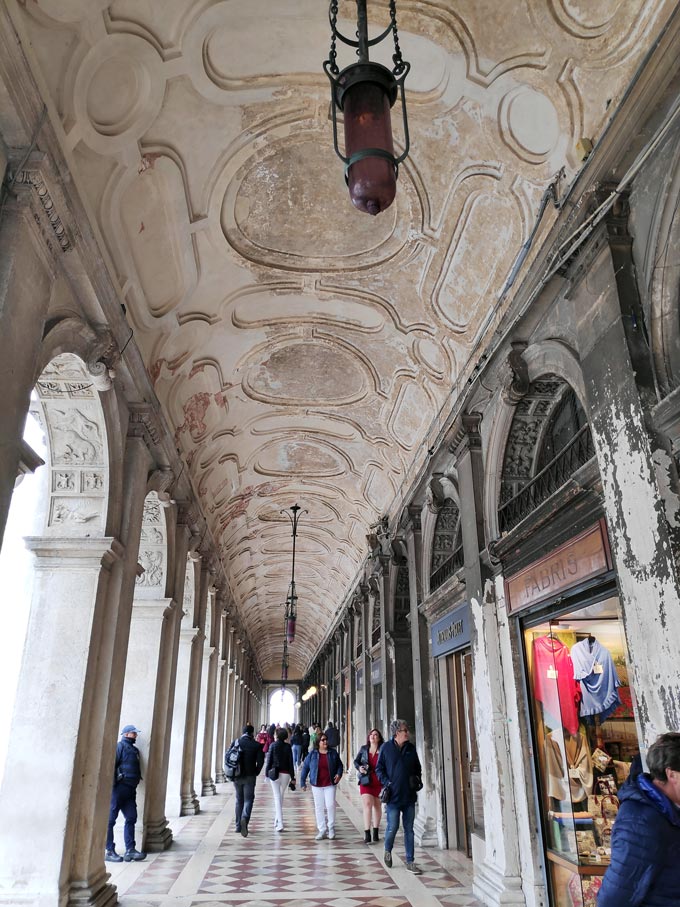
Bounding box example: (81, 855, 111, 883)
(532, 635, 581, 735)
(570, 637, 621, 721)
(546, 730, 593, 804)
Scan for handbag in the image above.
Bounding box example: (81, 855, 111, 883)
(267, 766, 279, 781)
(359, 771, 371, 786)
(379, 784, 392, 804)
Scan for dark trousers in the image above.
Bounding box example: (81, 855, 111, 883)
(233, 775, 256, 828)
(106, 782, 138, 852)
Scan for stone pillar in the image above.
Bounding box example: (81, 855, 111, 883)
(455, 417, 524, 904)
(213, 608, 230, 784)
(179, 563, 209, 816)
(200, 587, 220, 796)
(142, 515, 191, 851)
(360, 590, 372, 733)
(223, 627, 237, 750)
(574, 227, 680, 740)
(0, 187, 53, 550)
(404, 508, 438, 846)
(0, 431, 152, 907)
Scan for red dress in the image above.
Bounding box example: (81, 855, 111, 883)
(364, 750, 382, 798)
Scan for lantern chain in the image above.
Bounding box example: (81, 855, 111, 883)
(390, 0, 406, 76)
(328, 0, 340, 75)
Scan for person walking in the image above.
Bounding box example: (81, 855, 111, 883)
(256, 724, 270, 753)
(354, 728, 385, 844)
(598, 733, 680, 906)
(301, 731, 344, 840)
(301, 725, 310, 762)
(105, 725, 146, 863)
(324, 720, 340, 750)
(265, 727, 295, 832)
(231, 724, 265, 837)
(290, 724, 304, 768)
(376, 718, 423, 874)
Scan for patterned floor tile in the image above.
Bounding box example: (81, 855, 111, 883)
(119, 777, 482, 907)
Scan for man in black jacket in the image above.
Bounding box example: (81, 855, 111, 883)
(105, 725, 146, 863)
(232, 724, 265, 837)
(376, 718, 423, 875)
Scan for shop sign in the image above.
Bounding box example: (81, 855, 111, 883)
(505, 520, 611, 615)
(431, 602, 471, 657)
(356, 668, 363, 691)
(371, 658, 382, 685)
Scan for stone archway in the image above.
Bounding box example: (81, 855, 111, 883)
(269, 687, 295, 727)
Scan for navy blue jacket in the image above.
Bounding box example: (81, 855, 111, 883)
(237, 733, 265, 777)
(265, 740, 295, 777)
(115, 736, 142, 787)
(598, 761, 680, 907)
(376, 737, 421, 807)
(300, 748, 344, 786)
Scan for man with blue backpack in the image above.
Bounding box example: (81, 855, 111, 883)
(225, 724, 264, 837)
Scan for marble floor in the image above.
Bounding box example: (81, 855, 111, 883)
(109, 776, 483, 907)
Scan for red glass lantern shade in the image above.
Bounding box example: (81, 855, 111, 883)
(342, 80, 396, 215)
(286, 616, 296, 645)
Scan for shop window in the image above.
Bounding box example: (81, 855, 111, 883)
(430, 499, 463, 592)
(523, 596, 640, 907)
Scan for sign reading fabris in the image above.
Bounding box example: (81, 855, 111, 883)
(505, 521, 612, 614)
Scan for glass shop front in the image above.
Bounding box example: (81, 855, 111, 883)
(506, 521, 641, 907)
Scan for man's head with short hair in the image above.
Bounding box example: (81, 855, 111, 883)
(243, 724, 254, 736)
(277, 728, 289, 742)
(647, 732, 680, 781)
(390, 718, 410, 742)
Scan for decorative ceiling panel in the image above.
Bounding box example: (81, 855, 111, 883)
(13, 0, 674, 675)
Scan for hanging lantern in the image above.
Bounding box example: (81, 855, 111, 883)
(324, 0, 410, 215)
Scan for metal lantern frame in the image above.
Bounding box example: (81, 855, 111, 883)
(323, 0, 411, 184)
(282, 503, 307, 646)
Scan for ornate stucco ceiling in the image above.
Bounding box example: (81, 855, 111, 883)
(11, 0, 673, 676)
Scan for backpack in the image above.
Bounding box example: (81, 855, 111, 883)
(224, 739, 242, 780)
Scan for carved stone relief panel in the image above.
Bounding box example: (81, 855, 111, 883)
(35, 353, 108, 536)
(135, 491, 167, 599)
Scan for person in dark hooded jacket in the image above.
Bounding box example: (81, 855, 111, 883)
(598, 733, 680, 907)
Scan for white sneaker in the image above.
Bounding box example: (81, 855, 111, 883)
(328, 828, 335, 839)
(315, 830, 327, 841)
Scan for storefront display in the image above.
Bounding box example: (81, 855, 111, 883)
(523, 595, 640, 907)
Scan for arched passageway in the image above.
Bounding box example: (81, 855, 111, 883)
(269, 688, 295, 728)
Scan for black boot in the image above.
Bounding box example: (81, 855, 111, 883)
(364, 829, 371, 844)
(372, 827, 379, 842)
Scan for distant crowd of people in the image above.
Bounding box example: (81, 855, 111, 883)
(228, 717, 423, 874)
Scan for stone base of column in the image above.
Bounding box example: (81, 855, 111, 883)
(143, 817, 173, 852)
(215, 770, 226, 784)
(201, 780, 216, 796)
(472, 861, 525, 906)
(180, 794, 200, 816)
(66, 868, 118, 907)
(414, 809, 438, 847)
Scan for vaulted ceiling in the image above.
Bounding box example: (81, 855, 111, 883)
(11, 0, 672, 676)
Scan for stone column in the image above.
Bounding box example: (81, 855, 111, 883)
(142, 515, 191, 851)
(455, 417, 524, 904)
(179, 563, 209, 815)
(404, 507, 438, 846)
(214, 607, 230, 784)
(200, 587, 220, 796)
(574, 226, 680, 740)
(360, 589, 372, 732)
(223, 627, 237, 749)
(0, 431, 153, 907)
(0, 186, 53, 550)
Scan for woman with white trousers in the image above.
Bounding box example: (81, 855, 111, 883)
(300, 732, 344, 839)
(265, 728, 295, 832)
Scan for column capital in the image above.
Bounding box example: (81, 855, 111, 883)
(24, 535, 124, 569)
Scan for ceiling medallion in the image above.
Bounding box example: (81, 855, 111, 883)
(324, 0, 411, 216)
